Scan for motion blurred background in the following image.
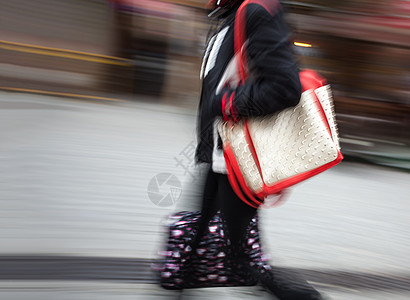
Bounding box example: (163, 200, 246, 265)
(1, 0, 409, 167)
(0, 0, 409, 299)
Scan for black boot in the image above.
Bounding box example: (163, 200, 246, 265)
(245, 262, 324, 300)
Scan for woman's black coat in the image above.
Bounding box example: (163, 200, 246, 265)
(195, 0, 302, 164)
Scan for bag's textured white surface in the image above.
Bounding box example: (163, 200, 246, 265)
(218, 86, 340, 195)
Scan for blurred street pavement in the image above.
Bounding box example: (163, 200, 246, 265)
(0, 91, 409, 299)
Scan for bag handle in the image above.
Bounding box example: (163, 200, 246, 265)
(234, 1, 248, 83)
(225, 0, 287, 208)
(234, 0, 281, 82)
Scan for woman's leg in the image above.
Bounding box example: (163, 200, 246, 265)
(216, 174, 323, 300)
(216, 174, 257, 250)
(190, 167, 219, 252)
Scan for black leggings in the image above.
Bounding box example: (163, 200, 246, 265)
(192, 167, 257, 252)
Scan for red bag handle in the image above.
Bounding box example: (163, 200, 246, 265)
(224, 0, 286, 208)
(234, 0, 281, 82)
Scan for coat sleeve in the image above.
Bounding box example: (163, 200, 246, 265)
(211, 4, 301, 118)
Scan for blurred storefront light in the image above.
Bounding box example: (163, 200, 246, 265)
(294, 42, 312, 48)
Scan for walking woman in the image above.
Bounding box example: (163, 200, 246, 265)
(193, 0, 325, 299)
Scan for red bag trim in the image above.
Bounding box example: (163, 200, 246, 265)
(229, 91, 239, 122)
(224, 150, 260, 208)
(223, 143, 263, 207)
(254, 151, 344, 198)
(243, 120, 265, 184)
(222, 92, 228, 121)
